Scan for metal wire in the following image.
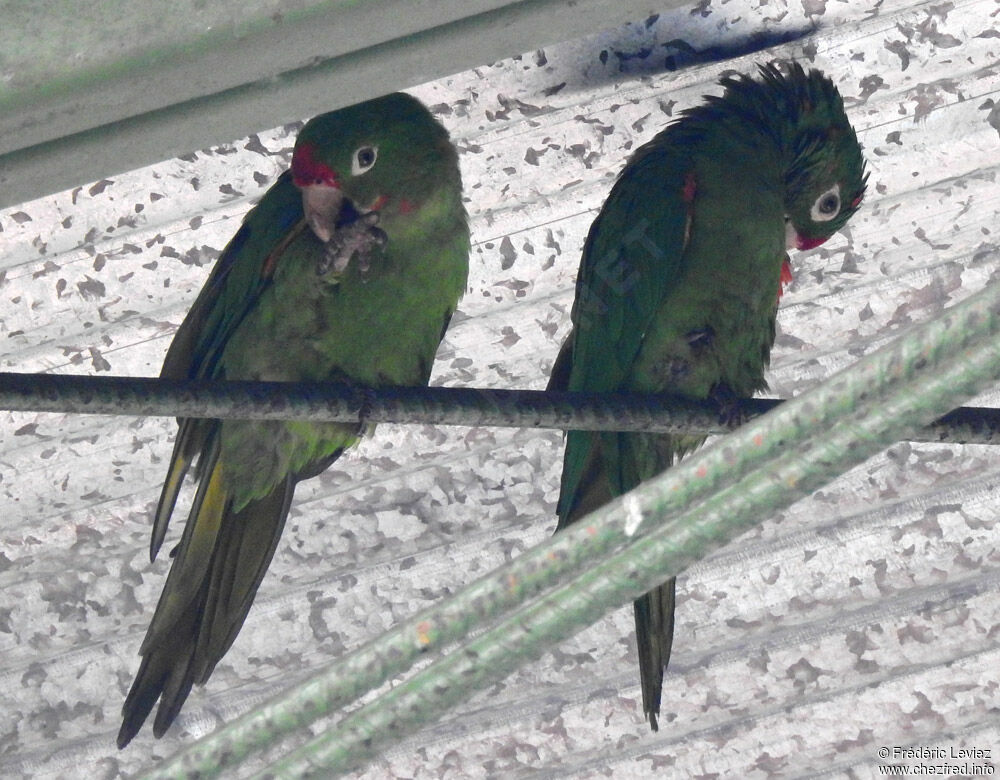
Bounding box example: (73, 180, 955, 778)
(1, 371, 998, 442)
(141, 280, 1000, 779)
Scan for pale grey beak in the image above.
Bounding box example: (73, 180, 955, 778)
(301, 184, 344, 243)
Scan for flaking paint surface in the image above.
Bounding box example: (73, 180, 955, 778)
(1, 0, 999, 777)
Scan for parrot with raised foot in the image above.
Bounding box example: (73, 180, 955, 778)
(118, 92, 469, 747)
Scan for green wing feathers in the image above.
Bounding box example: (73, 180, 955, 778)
(565, 146, 692, 396)
(556, 149, 692, 524)
(159, 171, 304, 384)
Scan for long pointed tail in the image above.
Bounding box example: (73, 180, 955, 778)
(118, 461, 294, 748)
(633, 578, 676, 731)
(549, 335, 682, 730)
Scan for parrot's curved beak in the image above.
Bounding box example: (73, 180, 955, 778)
(301, 183, 344, 244)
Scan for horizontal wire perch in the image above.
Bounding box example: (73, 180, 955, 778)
(1, 371, 999, 443)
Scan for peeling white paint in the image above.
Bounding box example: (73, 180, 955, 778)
(1, 0, 999, 777)
(623, 494, 644, 537)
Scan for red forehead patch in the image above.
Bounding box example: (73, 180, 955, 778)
(291, 142, 339, 188)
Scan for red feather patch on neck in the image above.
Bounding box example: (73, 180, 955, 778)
(778, 258, 794, 300)
(368, 195, 416, 214)
(796, 234, 828, 251)
(682, 171, 697, 204)
(292, 142, 339, 188)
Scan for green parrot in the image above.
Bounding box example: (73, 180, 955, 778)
(117, 92, 469, 747)
(548, 63, 867, 730)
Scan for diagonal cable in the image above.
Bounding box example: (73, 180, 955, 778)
(250, 282, 1000, 777)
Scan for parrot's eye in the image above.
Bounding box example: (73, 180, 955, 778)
(352, 145, 378, 176)
(810, 184, 841, 222)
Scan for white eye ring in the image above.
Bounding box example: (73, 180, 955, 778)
(810, 184, 841, 222)
(352, 145, 378, 176)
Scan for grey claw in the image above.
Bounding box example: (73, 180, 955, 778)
(316, 213, 388, 278)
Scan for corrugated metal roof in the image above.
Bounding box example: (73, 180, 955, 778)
(2, 0, 999, 776)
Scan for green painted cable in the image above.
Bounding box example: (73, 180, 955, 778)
(144, 283, 1000, 778)
(256, 284, 1000, 777)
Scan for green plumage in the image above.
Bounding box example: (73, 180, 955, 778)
(549, 63, 867, 729)
(118, 93, 469, 747)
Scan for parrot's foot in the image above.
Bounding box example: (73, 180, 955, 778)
(357, 385, 376, 436)
(317, 211, 388, 279)
(708, 382, 746, 429)
(331, 373, 377, 436)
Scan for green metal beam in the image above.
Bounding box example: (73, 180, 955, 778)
(0, 0, 669, 208)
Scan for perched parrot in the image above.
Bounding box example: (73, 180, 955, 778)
(548, 63, 867, 730)
(117, 93, 469, 747)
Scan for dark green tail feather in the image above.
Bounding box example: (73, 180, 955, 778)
(118, 601, 201, 746)
(195, 475, 294, 684)
(633, 579, 676, 731)
(554, 427, 681, 730)
(549, 334, 682, 730)
(148, 419, 195, 562)
(119, 473, 295, 747)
